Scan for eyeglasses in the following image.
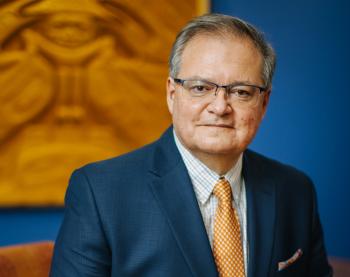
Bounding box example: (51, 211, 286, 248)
(173, 78, 267, 107)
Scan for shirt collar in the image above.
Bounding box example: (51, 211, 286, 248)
(173, 130, 243, 205)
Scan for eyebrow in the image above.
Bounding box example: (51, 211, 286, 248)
(184, 75, 212, 82)
(183, 76, 261, 87)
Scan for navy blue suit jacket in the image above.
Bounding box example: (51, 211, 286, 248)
(50, 127, 332, 276)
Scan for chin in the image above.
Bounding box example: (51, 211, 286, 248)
(195, 141, 242, 156)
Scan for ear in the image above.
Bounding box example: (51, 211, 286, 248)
(166, 77, 176, 115)
(261, 89, 271, 119)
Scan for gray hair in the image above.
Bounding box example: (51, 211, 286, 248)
(169, 13, 276, 89)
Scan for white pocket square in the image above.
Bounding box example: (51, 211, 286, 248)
(278, 248, 303, 271)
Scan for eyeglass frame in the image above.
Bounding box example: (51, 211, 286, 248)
(172, 77, 267, 101)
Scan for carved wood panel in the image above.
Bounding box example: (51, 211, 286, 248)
(0, 0, 208, 206)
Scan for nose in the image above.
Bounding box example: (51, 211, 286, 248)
(207, 88, 232, 115)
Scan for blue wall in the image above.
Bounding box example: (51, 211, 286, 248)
(212, 0, 350, 258)
(1, 0, 349, 259)
(0, 209, 63, 246)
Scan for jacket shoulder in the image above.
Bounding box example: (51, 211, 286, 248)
(244, 149, 315, 193)
(79, 141, 157, 176)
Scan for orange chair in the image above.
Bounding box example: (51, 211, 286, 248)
(329, 257, 350, 277)
(0, 241, 350, 277)
(0, 241, 54, 277)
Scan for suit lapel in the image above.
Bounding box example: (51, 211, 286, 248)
(244, 150, 276, 277)
(148, 128, 218, 277)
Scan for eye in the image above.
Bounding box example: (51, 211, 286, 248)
(185, 81, 215, 96)
(191, 85, 211, 93)
(230, 86, 254, 100)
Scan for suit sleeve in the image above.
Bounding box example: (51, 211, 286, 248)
(50, 168, 111, 277)
(308, 182, 333, 276)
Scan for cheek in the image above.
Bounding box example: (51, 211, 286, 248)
(173, 97, 203, 123)
(237, 110, 263, 134)
(172, 99, 193, 136)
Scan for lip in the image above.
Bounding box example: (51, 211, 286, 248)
(199, 124, 234, 128)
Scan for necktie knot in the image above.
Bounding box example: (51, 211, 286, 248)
(213, 178, 233, 205)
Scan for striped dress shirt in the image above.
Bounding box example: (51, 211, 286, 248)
(173, 131, 248, 274)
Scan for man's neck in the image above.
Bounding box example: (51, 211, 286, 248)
(172, 129, 242, 175)
(190, 150, 240, 176)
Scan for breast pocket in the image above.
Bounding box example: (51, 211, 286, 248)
(274, 256, 306, 277)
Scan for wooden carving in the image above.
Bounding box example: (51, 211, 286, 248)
(0, 0, 208, 206)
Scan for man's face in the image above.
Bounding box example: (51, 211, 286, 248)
(167, 34, 270, 158)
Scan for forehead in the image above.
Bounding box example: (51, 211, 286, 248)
(179, 34, 263, 84)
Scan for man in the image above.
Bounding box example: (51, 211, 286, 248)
(50, 14, 332, 277)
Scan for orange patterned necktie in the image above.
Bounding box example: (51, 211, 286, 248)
(213, 178, 245, 277)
